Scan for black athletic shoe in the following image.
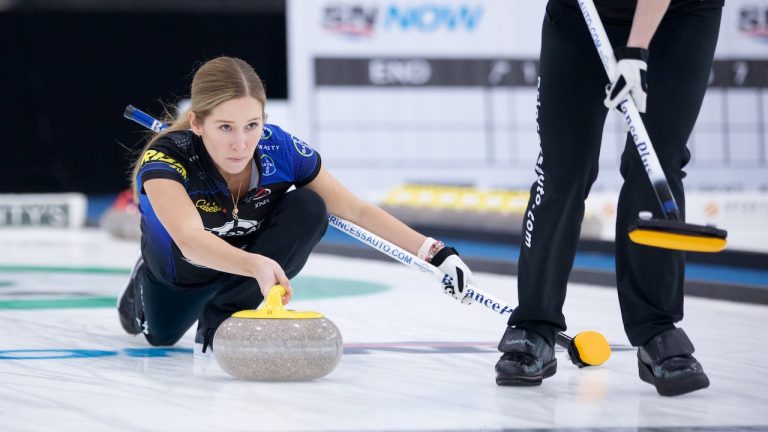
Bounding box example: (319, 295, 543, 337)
(637, 328, 710, 397)
(495, 327, 557, 386)
(117, 258, 145, 335)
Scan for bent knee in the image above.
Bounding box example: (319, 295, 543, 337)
(145, 332, 184, 347)
(292, 188, 328, 222)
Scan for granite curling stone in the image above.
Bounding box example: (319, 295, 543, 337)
(214, 285, 343, 381)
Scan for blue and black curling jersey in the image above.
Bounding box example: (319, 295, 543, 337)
(136, 125, 322, 285)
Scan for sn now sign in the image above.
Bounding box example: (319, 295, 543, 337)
(323, 2, 484, 36)
(383, 3, 483, 31)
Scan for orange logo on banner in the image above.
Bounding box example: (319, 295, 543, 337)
(704, 201, 720, 218)
(602, 203, 616, 217)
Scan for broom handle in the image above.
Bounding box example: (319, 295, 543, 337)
(577, 0, 680, 220)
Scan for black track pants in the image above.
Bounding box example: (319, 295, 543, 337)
(138, 188, 328, 346)
(508, 2, 721, 347)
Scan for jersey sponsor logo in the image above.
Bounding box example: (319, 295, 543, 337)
(173, 135, 192, 150)
(260, 127, 273, 140)
(258, 144, 280, 151)
(253, 199, 271, 210)
(261, 154, 276, 176)
(195, 199, 222, 213)
(207, 218, 261, 237)
(292, 135, 314, 157)
(243, 187, 272, 204)
(140, 150, 188, 179)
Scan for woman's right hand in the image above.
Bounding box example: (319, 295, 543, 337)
(251, 254, 293, 305)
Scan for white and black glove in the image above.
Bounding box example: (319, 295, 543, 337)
(430, 246, 475, 305)
(604, 47, 649, 113)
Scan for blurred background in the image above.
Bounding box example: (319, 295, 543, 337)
(0, 0, 287, 194)
(1, 0, 767, 254)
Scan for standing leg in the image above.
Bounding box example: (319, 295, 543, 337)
(497, 1, 609, 385)
(616, 9, 721, 346)
(615, 8, 721, 396)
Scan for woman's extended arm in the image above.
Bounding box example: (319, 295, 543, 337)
(304, 167, 427, 256)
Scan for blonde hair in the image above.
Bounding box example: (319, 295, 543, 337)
(130, 56, 267, 201)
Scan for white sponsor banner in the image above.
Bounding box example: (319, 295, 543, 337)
(304, 0, 542, 55)
(585, 191, 768, 252)
(288, 0, 544, 139)
(716, 0, 768, 59)
(0, 193, 87, 228)
(288, 0, 768, 196)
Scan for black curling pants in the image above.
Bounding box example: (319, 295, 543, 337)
(508, 2, 721, 347)
(138, 188, 328, 347)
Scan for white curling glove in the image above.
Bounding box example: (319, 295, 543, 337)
(604, 47, 649, 113)
(423, 240, 475, 305)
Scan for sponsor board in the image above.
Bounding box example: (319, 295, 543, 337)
(0, 194, 87, 228)
(290, 0, 768, 199)
(585, 191, 768, 252)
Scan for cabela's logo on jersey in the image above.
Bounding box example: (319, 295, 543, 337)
(261, 154, 276, 176)
(261, 127, 273, 140)
(195, 199, 222, 213)
(244, 187, 272, 204)
(141, 150, 188, 179)
(292, 135, 314, 157)
(208, 219, 261, 237)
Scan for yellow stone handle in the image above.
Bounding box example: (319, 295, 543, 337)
(263, 284, 288, 315)
(231, 285, 324, 320)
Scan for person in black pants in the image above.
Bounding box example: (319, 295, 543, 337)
(117, 56, 477, 356)
(495, 0, 723, 396)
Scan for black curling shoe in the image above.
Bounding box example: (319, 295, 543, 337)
(637, 328, 710, 397)
(495, 327, 556, 386)
(117, 258, 145, 335)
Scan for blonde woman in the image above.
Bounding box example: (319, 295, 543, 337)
(117, 56, 475, 355)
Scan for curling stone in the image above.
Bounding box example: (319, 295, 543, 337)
(214, 285, 343, 381)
